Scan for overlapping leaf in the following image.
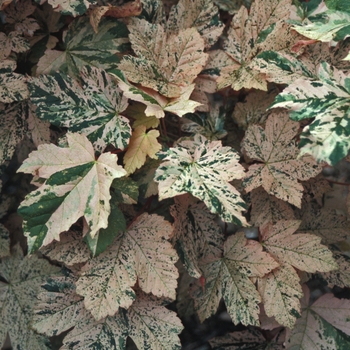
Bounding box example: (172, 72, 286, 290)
(271, 62, 350, 165)
(0, 244, 60, 349)
(320, 251, 350, 288)
(0, 225, 10, 258)
(48, 0, 96, 16)
(76, 213, 178, 320)
(0, 31, 29, 60)
(29, 66, 131, 153)
(17, 133, 126, 252)
(36, 16, 130, 78)
(123, 125, 161, 174)
(242, 112, 321, 208)
(191, 232, 279, 325)
(286, 285, 350, 349)
(170, 194, 224, 278)
(119, 18, 208, 98)
(217, 0, 297, 90)
(155, 134, 248, 225)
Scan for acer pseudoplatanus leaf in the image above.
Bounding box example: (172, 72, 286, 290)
(17, 133, 126, 252)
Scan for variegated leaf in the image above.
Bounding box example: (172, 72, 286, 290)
(48, 0, 96, 16)
(155, 134, 248, 225)
(26, 102, 51, 147)
(242, 112, 321, 208)
(0, 224, 10, 258)
(0, 244, 60, 349)
(320, 251, 350, 288)
(271, 61, 350, 165)
(17, 133, 126, 252)
(191, 232, 278, 325)
(170, 194, 224, 278)
(36, 17, 130, 78)
(166, 0, 224, 48)
(29, 66, 131, 153)
(119, 18, 208, 98)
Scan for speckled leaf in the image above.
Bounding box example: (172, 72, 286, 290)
(119, 18, 208, 98)
(26, 103, 51, 147)
(298, 206, 349, 244)
(286, 285, 350, 349)
(0, 244, 60, 350)
(209, 328, 285, 350)
(258, 263, 303, 329)
(40, 230, 91, 266)
(127, 292, 183, 350)
(17, 133, 126, 253)
(36, 16, 130, 78)
(191, 232, 279, 326)
(29, 67, 131, 153)
(250, 187, 295, 227)
(76, 213, 178, 320)
(123, 125, 161, 174)
(261, 220, 338, 273)
(166, 0, 224, 48)
(48, 0, 96, 16)
(217, 0, 296, 91)
(155, 134, 248, 225)
(0, 60, 29, 103)
(321, 251, 350, 288)
(293, 10, 350, 42)
(0, 224, 10, 258)
(242, 112, 321, 208)
(117, 77, 202, 118)
(270, 62, 350, 165)
(0, 32, 29, 60)
(32, 274, 86, 337)
(170, 194, 224, 278)
(0, 101, 27, 166)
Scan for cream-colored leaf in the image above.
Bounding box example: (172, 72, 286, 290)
(119, 18, 208, 98)
(124, 125, 161, 174)
(17, 133, 126, 252)
(26, 103, 51, 147)
(258, 264, 302, 329)
(125, 104, 160, 129)
(320, 252, 350, 288)
(242, 112, 321, 208)
(261, 220, 338, 273)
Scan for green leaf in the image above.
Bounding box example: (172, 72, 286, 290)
(29, 66, 131, 153)
(0, 244, 60, 349)
(155, 134, 248, 225)
(271, 61, 350, 165)
(111, 177, 139, 204)
(17, 133, 126, 252)
(36, 17, 130, 78)
(47, 0, 96, 16)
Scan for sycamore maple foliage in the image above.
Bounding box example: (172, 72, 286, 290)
(1, 0, 350, 349)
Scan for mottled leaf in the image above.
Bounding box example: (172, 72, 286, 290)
(17, 133, 126, 252)
(0, 224, 10, 258)
(119, 18, 208, 98)
(36, 16, 130, 78)
(0, 244, 60, 349)
(29, 66, 131, 153)
(191, 232, 278, 326)
(26, 103, 51, 147)
(170, 194, 224, 278)
(242, 112, 321, 208)
(155, 134, 248, 225)
(320, 251, 350, 288)
(270, 62, 350, 165)
(123, 125, 161, 174)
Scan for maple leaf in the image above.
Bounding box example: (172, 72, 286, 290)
(0, 225, 10, 258)
(166, 0, 224, 48)
(116, 76, 202, 118)
(320, 251, 350, 288)
(76, 213, 178, 320)
(286, 285, 350, 349)
(123, 125, 161, 174)
(209, 328, 285, 350)
(0, 31, 29, 60)
(250, 187, 295, 227)
(29, 66, 131, 153)
(0, 244, 60, 349)
(26, 103, 51, 147)
(191, 232, 279, 326)
(216, 0, 297, 91)
(46, 0, 96, 16)
(155, 134, 248, 225)
(271, 62, 350, 165)
(17, 133, 126, 252)
(170, 194, 225, 278)
(126, 104, 160, 129)
(0, 60, 29, 104)
(36, 16, 130, 78)
(242, 112, 321, 208)
(119, 18, 208, 98)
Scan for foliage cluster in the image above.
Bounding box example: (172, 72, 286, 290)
(1, 0, 350, 348)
